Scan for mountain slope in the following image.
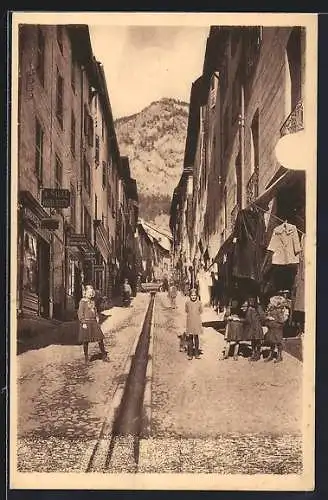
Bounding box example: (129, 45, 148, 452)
(114, 97, 189, 230)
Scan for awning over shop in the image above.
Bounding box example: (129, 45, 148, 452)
(252, 169, 305, 210)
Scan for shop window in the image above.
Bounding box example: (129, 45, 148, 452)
(83, 156, 91, 196)
(102, 161, 107, 189)
(35, 117, 44, 187)
(57, 26, 64, 54)
(36, 26, 45, 86)
(55, 154, 63, 189)
(56, 68, 64, 129)
(84, 206, 92, 241)
(95, 134, 100, 166)
(23, 230, 38, 293)
(70, 110, 76, 157)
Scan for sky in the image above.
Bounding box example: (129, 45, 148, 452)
(89, 25, 209, 119)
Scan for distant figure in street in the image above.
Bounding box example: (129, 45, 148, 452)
(78, 284, 108, 364)
(168, 281, 178, 309)
(244, 297, 266, 362)
(122, 278, 132, 306)
(220, 304, 245, 361)
(185, 288, 203, 360)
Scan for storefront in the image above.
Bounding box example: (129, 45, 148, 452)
(214, 169, 305, 335)
(18, 191, 52, 318)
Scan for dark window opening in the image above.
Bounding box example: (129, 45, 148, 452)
(36, 26, 45, 86)
(35, 117, 44, 187)
(56, 69, 64, 128)
(70, 111, 76, 156)
(83, 156, 91, 196)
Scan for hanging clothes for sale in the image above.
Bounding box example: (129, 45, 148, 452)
(231, 207, 267, 283)
(267, 221, 301, 265)
(293, 233, 305, 313)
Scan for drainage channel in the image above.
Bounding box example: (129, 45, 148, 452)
(86, 292, 155, 473)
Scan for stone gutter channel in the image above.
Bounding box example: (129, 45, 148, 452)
(84, 292, 156, 473)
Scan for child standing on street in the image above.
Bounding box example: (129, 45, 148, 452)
(185, 288, 203, 360)
(244, 297, 266, 362)
(221, 304, 245, 361)
(264, 295, 290, 363)
(78, 284, 109, 364)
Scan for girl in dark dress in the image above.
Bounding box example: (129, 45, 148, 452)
(264, 295, 290, 363)
(244, 297, 266, 362)
(78, 284, 108, 363)
(221, 305, 245, 361)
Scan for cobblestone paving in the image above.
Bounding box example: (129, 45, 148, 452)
(16, 294, 150, 472)
(148, 292, 303, 474)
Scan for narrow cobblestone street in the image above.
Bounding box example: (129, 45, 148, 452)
(16, 291, 303, 475)
(17, 293, 150, 472)
(138, 292, 303, 474)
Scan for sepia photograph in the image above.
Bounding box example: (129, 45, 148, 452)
(10, 12, 317, 491)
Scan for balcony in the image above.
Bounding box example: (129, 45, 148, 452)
(246, 169, 259, 205)
(280, 99, 304, 137)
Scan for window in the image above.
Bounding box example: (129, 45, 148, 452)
(57, 26, 63, 54)
(70, 111, 76, 156)
(250, 109, 259, 174)
(84, 105, 94, 147)
(55, 155, 63, 188)
(232, 70, 241, 125)
(36, 26, 45, 86)
(84, 207, 92, 241)
(223, 107, 230, 154)
(95, 135, 100, 165)
(245, 26, 263, 79)
(102, 161, 107, 189)
(56, 69, 64, 128)
(83, 156, 91, 195)
(101, 114, 105, 140)
(95, 194, 98, 220)
(70, 183, 76, 229)
(35, 117, 44, 186)
(107, 183, 111, 208)
(71, 57, 76, 93)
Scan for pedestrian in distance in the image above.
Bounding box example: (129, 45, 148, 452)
(185, 288, 203, 360)
(122, 278, 132, 306)
(244, 297, 266, 362)
(78, 284, 109, 364)
(220, 304, 245, 361)
(168, 281, 178, 309)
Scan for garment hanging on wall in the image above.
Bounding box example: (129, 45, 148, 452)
(267, 222, 301, 265)
(232, 207, 267, 282)
(293, 233, 306, 313)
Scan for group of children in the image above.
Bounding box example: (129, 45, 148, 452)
(177, 287, 289, 363)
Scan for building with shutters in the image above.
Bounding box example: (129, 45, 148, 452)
(17, 24, 137, 320)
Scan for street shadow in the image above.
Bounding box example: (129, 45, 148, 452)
(17, 321, 82, 355)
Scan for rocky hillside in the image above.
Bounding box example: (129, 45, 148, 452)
(114, 97, 189, 231)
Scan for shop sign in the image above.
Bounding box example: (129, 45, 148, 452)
(41, 188, 70, 208)
(67, 234, 89, 247)
(41, 218, 60, 231)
